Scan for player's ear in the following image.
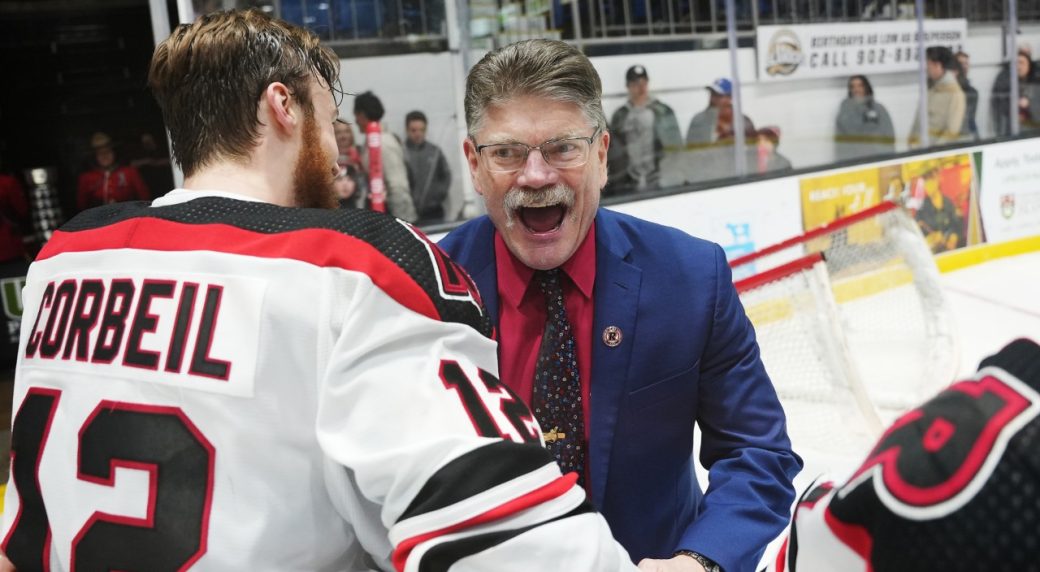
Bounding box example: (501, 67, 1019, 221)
(264, 82, 297, 133)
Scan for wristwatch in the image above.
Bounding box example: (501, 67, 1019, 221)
(674, 550, 722, 572)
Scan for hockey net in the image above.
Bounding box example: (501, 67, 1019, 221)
(735, 254, 883, 464)
(732, 201, 959, 429)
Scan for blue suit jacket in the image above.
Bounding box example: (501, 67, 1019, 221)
(439, 209, 802, 572)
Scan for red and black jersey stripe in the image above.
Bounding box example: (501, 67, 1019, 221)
(415, 500, 593, 572)
(399, 441, 560, 521)
(40, 198, 493, 339)
(393, 441, 593, 571)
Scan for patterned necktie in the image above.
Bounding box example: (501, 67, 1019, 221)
(531, 269, 586, 487)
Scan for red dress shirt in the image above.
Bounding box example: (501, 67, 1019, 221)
(494, 225, 596, 473)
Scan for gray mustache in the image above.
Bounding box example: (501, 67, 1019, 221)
(502, 184, 575, 211)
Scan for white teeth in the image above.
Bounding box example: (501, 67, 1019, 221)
(522, 201, 562, 209)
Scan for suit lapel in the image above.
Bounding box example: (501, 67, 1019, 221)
(456, 218, 501, 328)
(589, 210, 641, 509)
(472, 260, 499, 327)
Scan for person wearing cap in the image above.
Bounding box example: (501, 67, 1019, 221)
(685, 78, 756, 146)
(76, 131, 151, 211)
(605, 65, 682, 196)
(684, 78, 757, 183)
(0, 153, 29, 264)
(915, 166, 964, 253)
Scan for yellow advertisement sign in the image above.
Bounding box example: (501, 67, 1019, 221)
(800, 153, 981, 254)
(800, 166, 881, 230)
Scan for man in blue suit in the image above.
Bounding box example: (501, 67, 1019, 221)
(439, 39, 801, 572)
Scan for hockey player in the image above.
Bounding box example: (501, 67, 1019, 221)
(763, 338, 1040, 571)
(0, 10, 635, 571)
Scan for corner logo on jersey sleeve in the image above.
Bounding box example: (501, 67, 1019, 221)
(21, 272, 265, 398)
(401, 221, 484, 312)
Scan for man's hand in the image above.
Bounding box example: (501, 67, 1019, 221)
(0, 550, 15, 572)
(636, 555, 706, 572)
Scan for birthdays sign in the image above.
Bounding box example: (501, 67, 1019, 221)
(757, 19, 967, 82)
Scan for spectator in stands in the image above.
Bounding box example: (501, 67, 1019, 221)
(76, 131, 151, 211)
(834, 74, 896, 162)
(606, 65, 682, 196)
(440, 38, 800, 572)
(0, 156, 29, 263)
(685, 78, 756, 183)
(908, 46, 965, 148)
(131, 131, 175, 195)
(954, 51, 980, 141)
(991, 48, 1040, 136)
(333, 119, 367, 209)
(686, 78, 755, 145)
(403, 110, 452, 225)
(353, 91, 417, 221)
(755, 126, 792, 174)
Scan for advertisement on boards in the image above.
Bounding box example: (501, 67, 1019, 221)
(757, 19, 967, 82)
(890, 154, 979, 253)
(799, 166, 883, 229)
(799, 152, 980, 254)
(979, 139, 1040, 243)
(610, 177, 803, 278)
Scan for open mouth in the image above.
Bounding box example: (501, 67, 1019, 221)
(519, 204, 567, 233)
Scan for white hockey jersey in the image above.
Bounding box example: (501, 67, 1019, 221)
(0, 190, 635, 571)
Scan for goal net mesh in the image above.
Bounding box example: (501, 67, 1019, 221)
(733, 201, 959, 463)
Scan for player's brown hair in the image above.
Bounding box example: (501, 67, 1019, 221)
(148, 9, 341, 177)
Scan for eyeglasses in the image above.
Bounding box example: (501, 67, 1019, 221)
(474, 128, 601, 173)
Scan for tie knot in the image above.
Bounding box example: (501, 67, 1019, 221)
(536, 269, 563, 297)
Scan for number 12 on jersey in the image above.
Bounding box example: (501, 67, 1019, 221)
(3, 387, 215, 571)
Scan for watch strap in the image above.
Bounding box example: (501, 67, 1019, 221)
(674, 550, 722, 572)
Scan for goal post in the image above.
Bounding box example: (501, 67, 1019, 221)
(736, 253, 884, 464)
(732, 201, 956, 430)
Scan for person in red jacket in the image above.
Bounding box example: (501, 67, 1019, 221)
(76, 131, 151, 211)
(0, 171, 28, 262)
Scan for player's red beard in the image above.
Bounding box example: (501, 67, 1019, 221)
(292, 108, 338, 209)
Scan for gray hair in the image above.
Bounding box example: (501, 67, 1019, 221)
(464, 39, 607, 136)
